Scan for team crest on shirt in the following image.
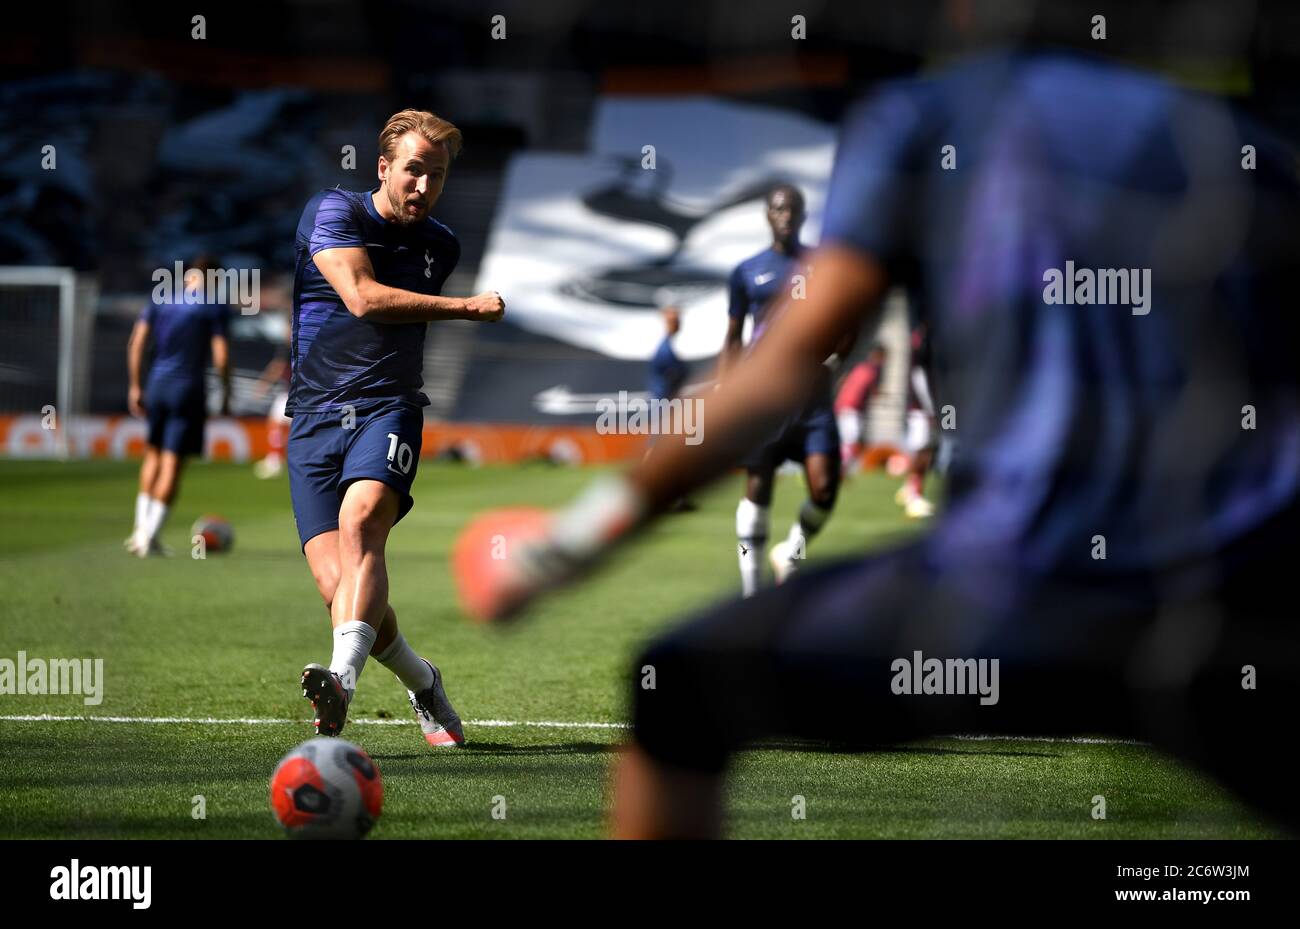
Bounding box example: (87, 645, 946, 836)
(424, 250, 434, 279)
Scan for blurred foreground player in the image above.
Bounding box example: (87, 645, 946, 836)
(457, 52, 1300, 836)
(125, 257, 230, 556)
(290, 109, 505, 745)
(722, 185, 844, 593)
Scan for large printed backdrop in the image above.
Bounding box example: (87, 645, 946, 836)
(458, 97, 833, 423)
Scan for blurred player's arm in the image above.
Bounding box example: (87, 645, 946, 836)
(126, 319, 150, 418)
(212, 334, 231, 416)
(313, 247, 504, 323)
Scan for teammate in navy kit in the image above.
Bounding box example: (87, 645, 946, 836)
(291, 109, 505, 747)
(458, 51, 1300, 836)
(723, 185, 844, 594)
(647, 306, 688, 403)
(125, 257, 230, 557)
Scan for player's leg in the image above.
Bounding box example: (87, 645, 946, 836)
(772, 451, 840, 583)
(335, 405, 464, 745)
(737, 468, 773, 597)
(127, 445, 160, 552)
(135, 450, 185, 555)
(130, 388, 170, 554)
(290, 412, 355, 736)
(901, 445, 934, 516)
(137, 391, 204, 554)
(836, 407, 864, 474)
(303, 530, 401, 655)
(610, 744, 724, 839)
(772, 406, 840, 582)
(322, 479, 400, 698)
(896, 409, 935, 519)
(255, 390, 289, 479)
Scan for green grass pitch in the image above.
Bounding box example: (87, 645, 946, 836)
(0, 458, 1282, 838)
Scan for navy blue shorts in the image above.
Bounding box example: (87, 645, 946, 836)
(145, 379, 206, 456)
(288, 402, 424, 549)
(741, 395, 840, 472)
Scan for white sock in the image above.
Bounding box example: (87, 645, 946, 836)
(329, 620, 377, 699)
(374, 633, 435, 693)
(141, 498, 169, 544)
(133, 492, 150, 533)
(736, 497, 769, 598)
(785, 499, 832, 560)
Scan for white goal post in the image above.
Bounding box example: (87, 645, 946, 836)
(0, 267, 99, 458)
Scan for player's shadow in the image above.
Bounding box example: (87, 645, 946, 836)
(370, 741, 616, 762)
(744, 739, 1060, 759)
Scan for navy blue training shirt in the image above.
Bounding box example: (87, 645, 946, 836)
(289, 187, 460, 415)
(821, 51, 1300, 576)
(141, 300, 228, 395)
(727, 244, 806, 345)
(648, 335, 688, 400)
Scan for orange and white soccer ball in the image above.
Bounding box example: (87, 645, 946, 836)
(191, 514, 234, 553)
(270, 737, 383, 839)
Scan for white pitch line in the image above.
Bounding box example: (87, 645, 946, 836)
(0, 713, 627, 729)
(0, 714, 1143, 743)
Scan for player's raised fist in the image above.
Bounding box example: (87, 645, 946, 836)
(464, 291, 505, 322)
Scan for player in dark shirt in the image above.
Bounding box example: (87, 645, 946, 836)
(723, 185, 846, 595)
(291, 109, 505, 747)
(125, 256, 230, 556)
(457, 51, 1300, 836)
(647, 307, 688, 402)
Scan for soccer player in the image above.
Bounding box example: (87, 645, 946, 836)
(833, 342, 886, 473)
(125, 256, 230, 557)
(289, 109, 505, 746)
(722, 184, 844, 593)
(458, 51, 1300, 836)
(647, 306, 688, 404)
(648, 306, 697, 513)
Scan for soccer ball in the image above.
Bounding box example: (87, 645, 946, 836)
(270, 737, 383, 839)
(191, 514, 234, 553)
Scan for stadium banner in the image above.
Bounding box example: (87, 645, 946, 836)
(0, 415, 648, 465)
(455, 97, 834, 423)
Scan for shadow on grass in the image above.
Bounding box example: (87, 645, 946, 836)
(744, 740, 1060, 760)
(371, 741, 616, 762)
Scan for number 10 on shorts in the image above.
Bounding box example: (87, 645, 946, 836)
(386, 432, 414, 474)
